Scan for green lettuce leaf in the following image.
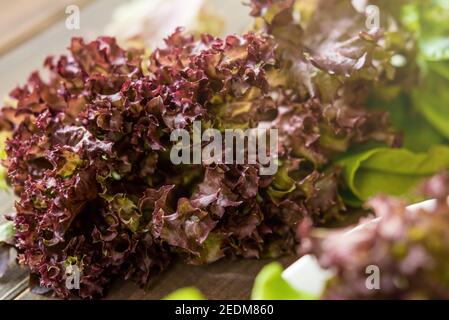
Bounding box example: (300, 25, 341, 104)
(402, 1, 449, 139)
(338, 145, 449, 204)
(162, 287, 205, 300)
(251, 262, 317, 300)
(367, 94, 446, 152)
(412, 72, 449, 139)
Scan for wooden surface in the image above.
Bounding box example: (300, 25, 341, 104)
(0, 190, 28, 300)
(0, 0, 91, 56)
(0, 0, 126, 98)
(0, 0, 298, 300)
(15, 257, 296, 300)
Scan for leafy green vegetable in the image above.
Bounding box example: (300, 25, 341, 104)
(338, 145, 449, 204)
(367, 94, 446, 152)
(413, 73, 449, 139)
(401, 1, 449, 140)
(251, 262, 316, 300)
(163, 287, 205, 300)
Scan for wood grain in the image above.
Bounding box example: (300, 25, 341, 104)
(0, 0, 92, 56)
(0, 190, 28, 300)
(0, 0, 130, 98)
(15, 256, 297, 300)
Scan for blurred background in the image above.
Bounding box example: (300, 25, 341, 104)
(0, 0, 252, 98)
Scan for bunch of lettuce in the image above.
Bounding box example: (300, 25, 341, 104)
(0, 0, 448, 299)
(0, 33, 286, 298)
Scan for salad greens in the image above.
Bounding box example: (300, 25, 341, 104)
(0, 0, 449, 299)
(405, 1, 449, 141)
(338, 145, 449, 204)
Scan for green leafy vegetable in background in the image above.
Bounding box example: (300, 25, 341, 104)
(412, 71, 449, 139)
(338, 145, 449, 204)
(163, 287, 205, 300)
(251, 262, 316, 300)
(367, 94, 446, 152)
(402, 1, 449, 139)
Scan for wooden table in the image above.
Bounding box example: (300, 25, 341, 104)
(0, 0, 296, 300)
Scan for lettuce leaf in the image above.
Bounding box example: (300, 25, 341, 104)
(367, 94, 446, 152)
(251, 262, 317, 300)
(338, 145, 449, 204)
(401, 1, 449, 139)
(412, 72, 449, 139)
(163, 287, 205, 300)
